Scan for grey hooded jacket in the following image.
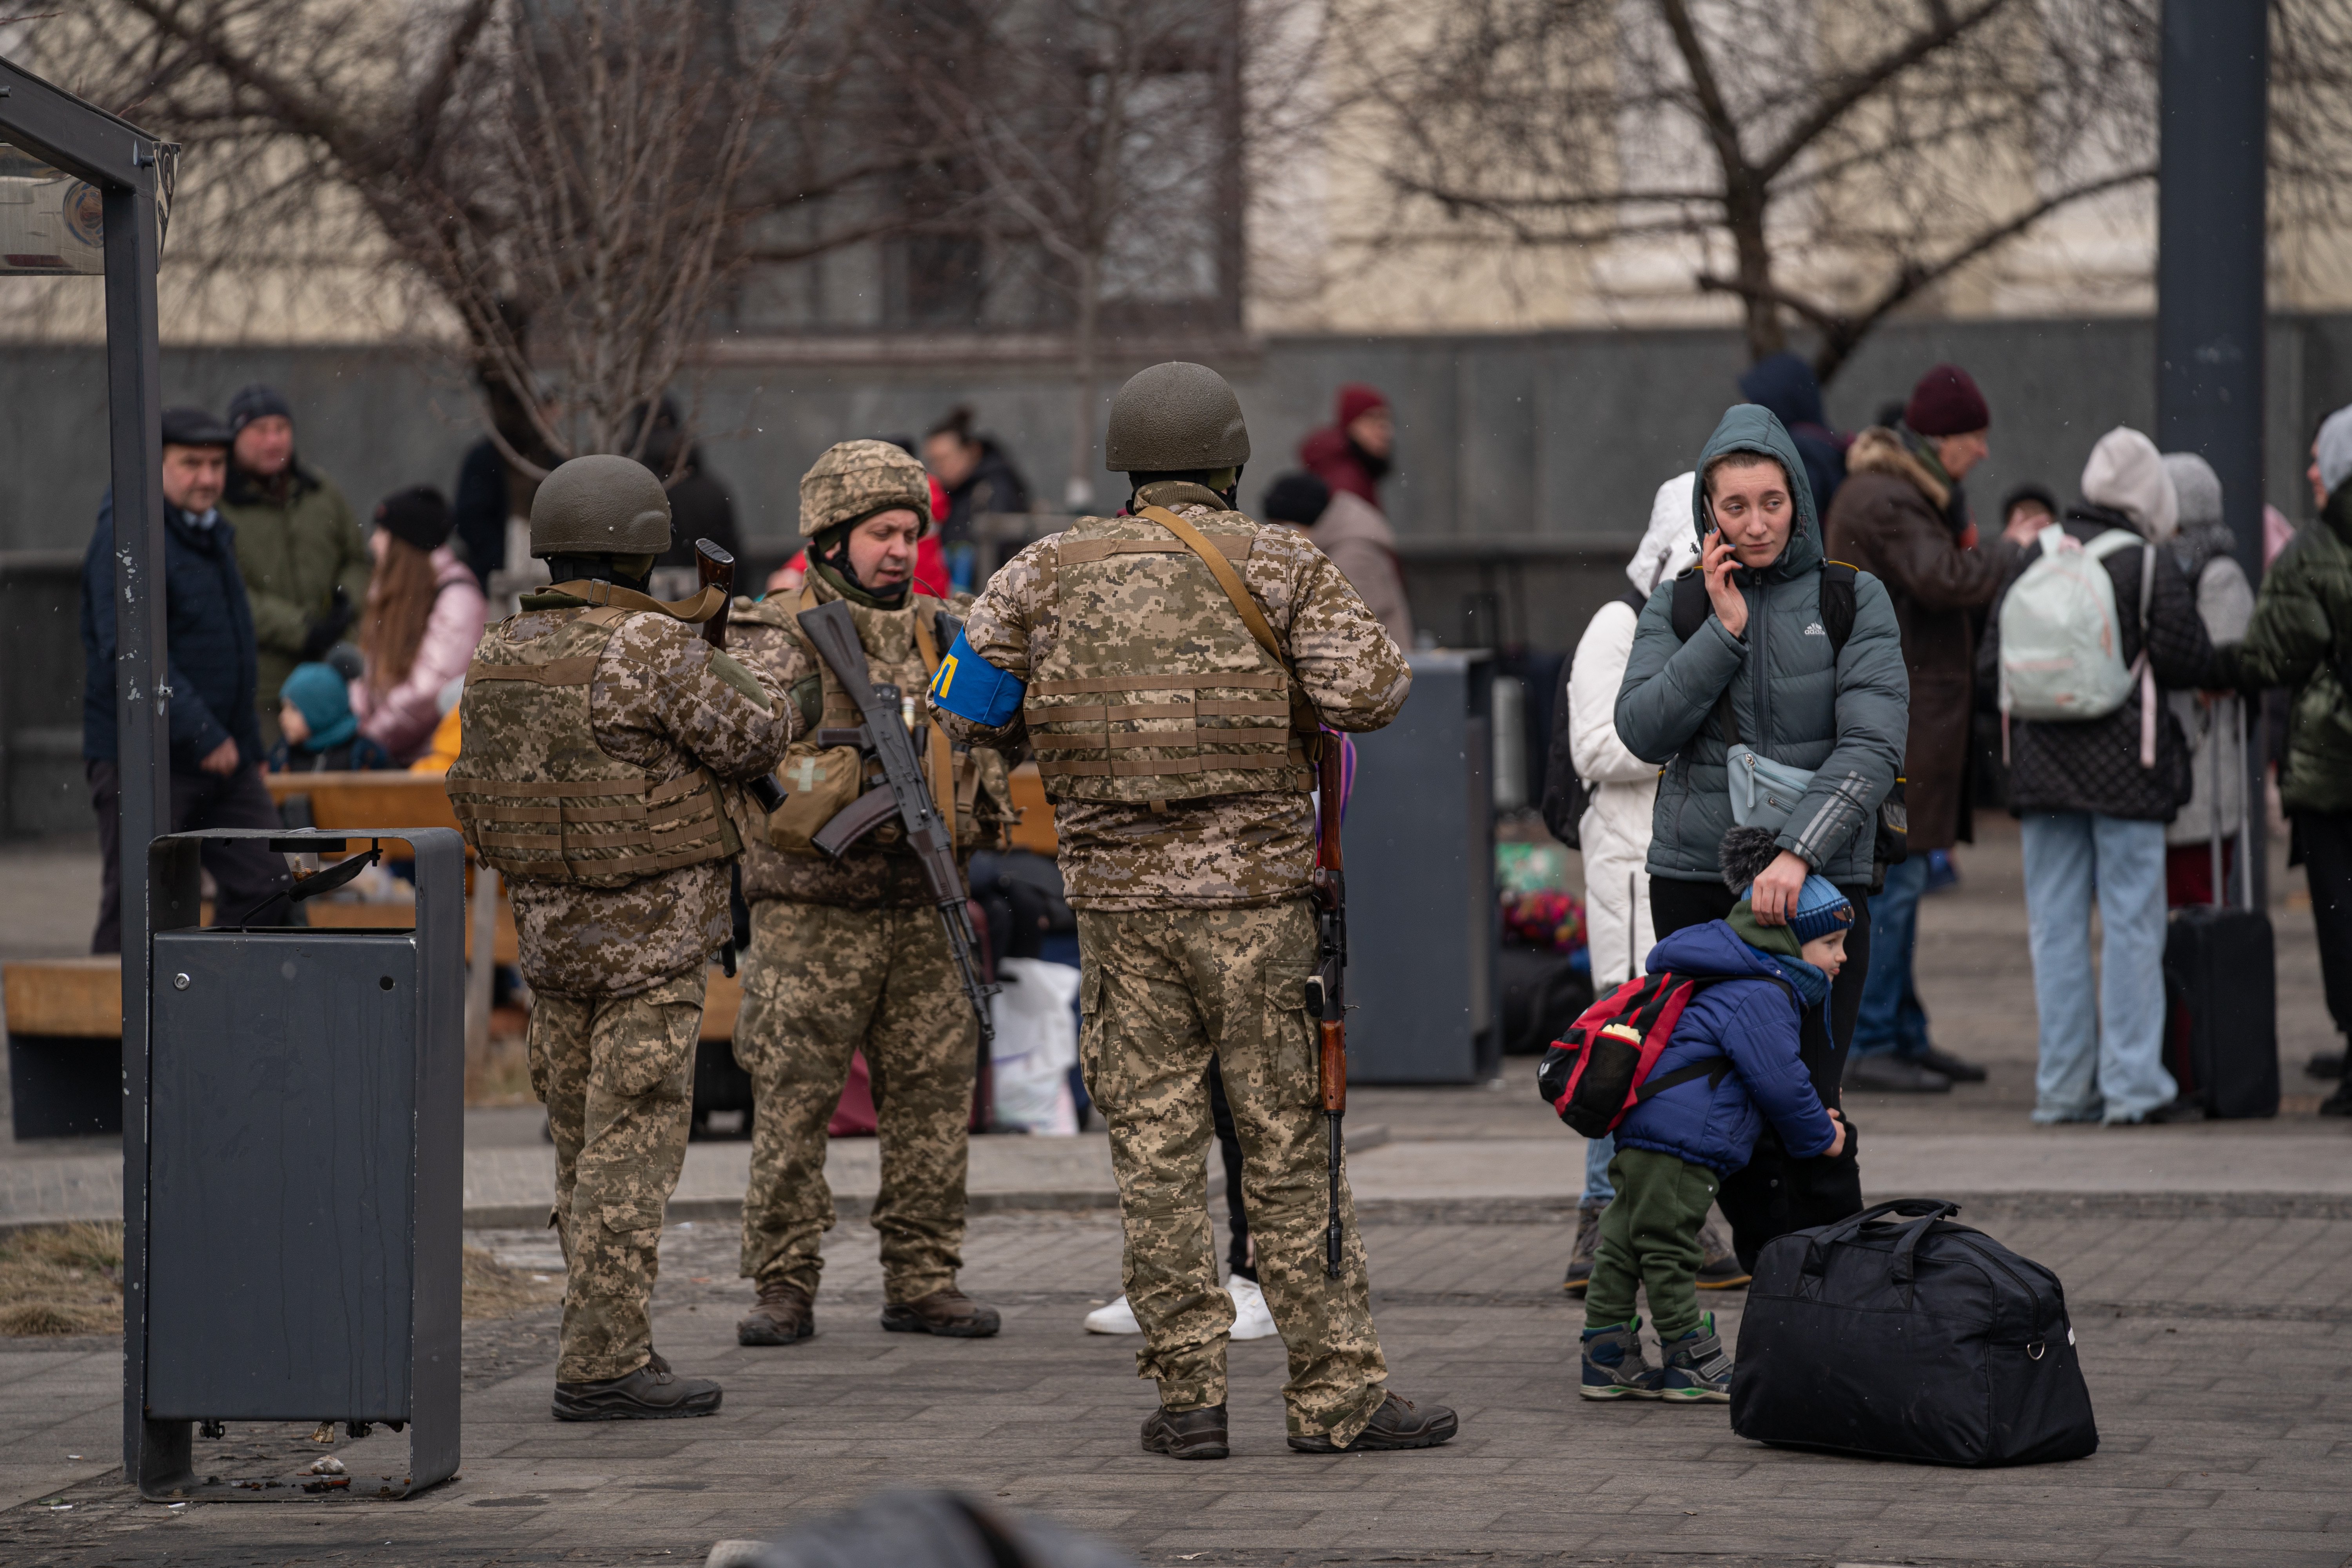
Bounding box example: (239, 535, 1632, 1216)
(1614, 404, 1910, 884)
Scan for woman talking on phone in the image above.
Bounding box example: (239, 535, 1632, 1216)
(1613, 404, 1909, 1268)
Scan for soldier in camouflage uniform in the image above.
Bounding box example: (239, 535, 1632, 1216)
(729, 440, 1015, 1345)
(446, 455, 793, 1421)
(930, 363, 1460, 1459)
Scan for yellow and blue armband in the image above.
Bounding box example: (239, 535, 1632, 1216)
(928, 628, 1025, 727)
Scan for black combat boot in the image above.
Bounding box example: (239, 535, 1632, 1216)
(1286, 1391, 1459, 1453)
(1142, 1403, 1229, 1460)
(551, 1359, 722, 1421)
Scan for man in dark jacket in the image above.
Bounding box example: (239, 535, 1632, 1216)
(2213, 404, 2352, 1114)
(1981, 426, 2212, 1126)
(1825, 363, 2034, 1092)
(217, 384, 368, 746)
(1615, 404, 1909, 1267)
(82, 407, 293, 953)
(922, 407, 1032, 551)
(1737, 352, 1847, 514)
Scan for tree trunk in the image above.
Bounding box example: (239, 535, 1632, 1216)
(1066, 250, 1102, 513)
(1725, 180, 1782, 362)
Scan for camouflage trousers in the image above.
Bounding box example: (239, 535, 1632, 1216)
(734, 899, 975, 1302)
(1077, 899, 1388, 1445)
(528, 964, 704, 1383)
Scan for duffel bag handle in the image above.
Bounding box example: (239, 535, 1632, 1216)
(1800, 1199, 1962, 1283)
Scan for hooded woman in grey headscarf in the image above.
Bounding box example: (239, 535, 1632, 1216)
(2158, 451, 2255, 893)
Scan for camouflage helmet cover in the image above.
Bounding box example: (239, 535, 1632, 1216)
(529, 454, 673, 557)
(800, 438, 932, 539)
(1103, 361, 1250, 473)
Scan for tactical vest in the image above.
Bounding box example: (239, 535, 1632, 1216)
(445, 605, 739, 887)
(750, 583, 981, 855)
(1025, 506, 1313, 804)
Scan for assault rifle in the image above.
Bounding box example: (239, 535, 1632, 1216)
(797, 599, 997, 1046)
(1305, 736, 1348, 1278)
(693, 538, 788, 815)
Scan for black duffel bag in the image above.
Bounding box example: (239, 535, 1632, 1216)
(1730, 1199, 2098, 1467)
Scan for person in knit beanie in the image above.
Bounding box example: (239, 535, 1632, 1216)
(1576, 826, 1849, 1406)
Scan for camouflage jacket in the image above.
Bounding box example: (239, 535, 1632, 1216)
(468, 590, 794, 997)
(730, 575, 1012, 908)
(933, 481, 1411, 909)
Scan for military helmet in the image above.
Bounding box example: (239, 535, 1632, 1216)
(529, 454, 673, 557)
(800, 439, 932, 539)
(1103, 361, 1250, 473)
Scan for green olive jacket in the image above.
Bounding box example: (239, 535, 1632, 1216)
(2215, 485, 2352, 816)
(218, 460, 369, 722)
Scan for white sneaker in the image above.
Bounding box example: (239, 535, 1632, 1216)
(1227, 1275, 1280, 1341)
(1083, 1294, 1140, 1334)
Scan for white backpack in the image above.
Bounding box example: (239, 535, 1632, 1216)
(1998, 524, 2158, 764)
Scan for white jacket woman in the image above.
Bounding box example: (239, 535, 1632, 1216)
(1572, 472, 1700, 987)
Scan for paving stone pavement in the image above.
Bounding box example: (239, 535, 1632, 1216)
(0, 1201, 2348, 1568)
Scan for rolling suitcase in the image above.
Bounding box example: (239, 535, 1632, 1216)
(1730, 1200, 2098, 1467)
(2162, 697, 2279, 1118)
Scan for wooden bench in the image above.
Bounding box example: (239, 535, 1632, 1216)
(2, 956, 123, 1138)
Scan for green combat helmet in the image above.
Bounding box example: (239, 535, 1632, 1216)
(530, 453, 673, 557)
(1103, 361, 1250, 473)
(800, 439, 932, 538)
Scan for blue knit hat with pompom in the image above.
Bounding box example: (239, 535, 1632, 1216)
(1720, 826, 1854, 944)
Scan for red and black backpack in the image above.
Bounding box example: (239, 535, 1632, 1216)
(1537, 969, 1790, 1139)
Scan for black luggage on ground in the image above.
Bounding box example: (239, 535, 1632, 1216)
(1730, 1200, 2098, 1467)
(2162, 697, 2279, 1118)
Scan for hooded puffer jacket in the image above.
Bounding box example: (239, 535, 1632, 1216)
(1615, 405, 1910, 885)
(1611, 918, 1839, 1177)
(2215, 479, 2352, 816)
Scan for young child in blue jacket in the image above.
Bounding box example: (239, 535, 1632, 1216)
(1581, 826, 1851, 1403)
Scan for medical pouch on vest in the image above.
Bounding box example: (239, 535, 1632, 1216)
(446, 606, 739, 887)
(1998, 526, 2151, 722)
(1023, 508, 1312, 804)
(1536, 970, 1739, 1139)
(763, 744, 869, 852)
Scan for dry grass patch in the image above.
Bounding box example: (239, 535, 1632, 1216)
(463, 1245, 563, 1319)
(0, 1222, 124, 1336)
(0, 1227, 551, 1332)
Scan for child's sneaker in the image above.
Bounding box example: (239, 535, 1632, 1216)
(1579, 1319, 1663, 1400)
(1658, 1314, 1733, 1402)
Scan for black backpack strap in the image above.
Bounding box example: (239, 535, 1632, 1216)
(1633, 1054, 1731, 1102)
(1819, 562, 1857, 659)
(1669, 569, 1710, 643)
(1620, 584, 1650, 615)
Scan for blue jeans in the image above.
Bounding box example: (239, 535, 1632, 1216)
(1852, 853, 1931, 1058)
(1583, 1134, 1614, 1204)
(2019, 811, 2177, 1124)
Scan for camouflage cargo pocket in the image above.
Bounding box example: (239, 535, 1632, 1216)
(603, 996, 700, 1102)
(1076, 964, 1116, 1110)
(1262, 957, 1318, 1109)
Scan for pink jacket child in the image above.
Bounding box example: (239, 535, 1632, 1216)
(349, 487, 488, 764)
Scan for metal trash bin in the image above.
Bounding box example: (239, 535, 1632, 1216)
(132, 827, 463, 1501)
(1344, 651, 1499, 1083)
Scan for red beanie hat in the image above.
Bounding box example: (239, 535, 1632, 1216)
(1336, 383, 1388, 426)
(1905, 364, 1990, 436)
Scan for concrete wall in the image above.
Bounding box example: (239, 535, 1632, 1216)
(8, 315, 2352, 830)
(7, 316, 2345, 561)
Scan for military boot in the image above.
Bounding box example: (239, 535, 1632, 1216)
(737, 1279, 815, 1347)
(551, 1359, 722, 1421)
(881, 1286, 1002, 1338)
(1285, 1391, 1459, 1453)
(1141, 1403, 1229, 1461)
